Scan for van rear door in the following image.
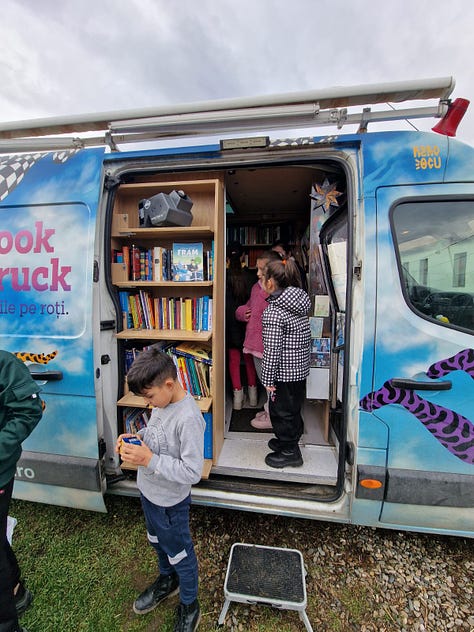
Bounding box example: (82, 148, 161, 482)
(0, 148, 107, 511)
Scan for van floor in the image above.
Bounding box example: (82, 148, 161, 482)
(213, 397, 338, 485)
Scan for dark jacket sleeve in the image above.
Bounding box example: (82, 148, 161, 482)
(0, 351, 43, 485)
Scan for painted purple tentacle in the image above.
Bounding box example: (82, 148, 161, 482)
(360, 380, 474, 464)
(427, 348, 474, 379)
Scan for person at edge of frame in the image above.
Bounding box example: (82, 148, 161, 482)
(0, 350, 43, 632)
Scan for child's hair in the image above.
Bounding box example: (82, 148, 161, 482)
(126, 347, 177, 394)
(256, 249, 282, 266)
(226, 241, 250, 303)
(263, 256, 302, 289)
(271, 240, 290, 257)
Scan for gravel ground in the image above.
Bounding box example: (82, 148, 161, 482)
(190, 507, 474, 631)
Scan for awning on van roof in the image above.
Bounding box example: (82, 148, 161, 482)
(0, 76, 455, 141)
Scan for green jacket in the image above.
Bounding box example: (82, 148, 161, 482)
(0, 350, 43, 488)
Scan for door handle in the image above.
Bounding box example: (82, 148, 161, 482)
(390, 378, 452, 391)
(30, 370, 63, 381)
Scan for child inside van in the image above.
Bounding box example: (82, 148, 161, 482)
(235, 249, 282, 428)
(116, 348, 204, 632)
(226, 241, 258, 409)
(260, 257, 311, 468)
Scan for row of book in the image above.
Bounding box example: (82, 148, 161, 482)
(226, 224, 294, 247)
(112, 242, 214, 282)
(123, 407, 151, 434)
(119, 291, 212, 332)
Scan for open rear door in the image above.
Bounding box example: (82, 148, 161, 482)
(0, 148, 107, 511)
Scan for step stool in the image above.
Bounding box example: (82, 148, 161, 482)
(218, 543, 313, 631)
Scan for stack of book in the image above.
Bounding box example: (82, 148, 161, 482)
(123, 407, 150, 434)
(167, 342, 212, 399)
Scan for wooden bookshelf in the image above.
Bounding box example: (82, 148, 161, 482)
(118, 392, 212, 414)
(112, 173, 225, 479)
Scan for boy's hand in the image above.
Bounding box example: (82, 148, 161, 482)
(119, 439, 153, 467)
(115, 433, 135, 454)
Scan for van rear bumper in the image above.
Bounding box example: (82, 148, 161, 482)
(16, 451, 103, 492)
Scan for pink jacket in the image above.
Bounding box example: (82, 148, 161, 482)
(235, 281, 269, 358)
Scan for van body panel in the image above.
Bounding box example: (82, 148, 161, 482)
(347, 133, 474, 534)
(0, 148, 106, 511)
(1, 116, 472, 534)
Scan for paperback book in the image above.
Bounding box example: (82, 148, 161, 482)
(172, 243, 204, 281)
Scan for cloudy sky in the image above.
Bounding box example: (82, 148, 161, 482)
(2, 0, 474, 145)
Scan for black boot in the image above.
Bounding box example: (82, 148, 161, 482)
(0, 620, 28, 632)
(267, 438, 281, 452)
(173, 599, 200, 631)
(265, 445, 303, 468)
(132, 572, 179, 614)
(15, 581, 33, 617)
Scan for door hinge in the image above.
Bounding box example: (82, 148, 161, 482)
(353, 260, 362, 280)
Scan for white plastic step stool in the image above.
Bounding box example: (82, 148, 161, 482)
(218, 543, 313, 631)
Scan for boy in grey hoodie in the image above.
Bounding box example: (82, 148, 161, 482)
(116, 349, 204, 632)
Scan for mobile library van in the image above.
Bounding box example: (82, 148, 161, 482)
(1, 77, 473, 537)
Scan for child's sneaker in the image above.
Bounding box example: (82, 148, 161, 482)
(250, 412, 272, 429)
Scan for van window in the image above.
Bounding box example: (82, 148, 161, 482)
(391, 199, 474, 332)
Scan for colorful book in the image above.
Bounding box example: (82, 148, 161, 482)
(153, 246, 163, 281)
(173, 342, 212, 365)
(172, 243, 204, 281)
(130, 244, 141, 281)
(203, 412, 213, 459)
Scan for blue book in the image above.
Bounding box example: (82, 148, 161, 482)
(203, 412, 212, 459)
(118, 291, 132, 329)
(201, 295, 209, 331)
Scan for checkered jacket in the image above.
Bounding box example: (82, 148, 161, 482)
(261, 286, 311, 386)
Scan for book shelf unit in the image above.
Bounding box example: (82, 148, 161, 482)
(112, 176, 225, 479)
(226, 222, 303, 268)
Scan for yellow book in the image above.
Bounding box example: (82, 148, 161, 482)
(184, 298, 193, 331)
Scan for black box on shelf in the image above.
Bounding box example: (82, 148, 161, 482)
(139, 190, 193, 227)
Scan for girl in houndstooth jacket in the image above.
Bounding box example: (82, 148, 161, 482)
(260, 257, 311, 468)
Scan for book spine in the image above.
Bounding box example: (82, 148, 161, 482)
(122, 246, 130, 280)
(201, 295, 209, 331)
(131, 245, 141, 281)
(153, 246, 162, 281)
(203, 412, 212, 459)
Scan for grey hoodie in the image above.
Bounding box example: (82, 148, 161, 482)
(137, 391, 205, 507)
(261, 286, 312, 386)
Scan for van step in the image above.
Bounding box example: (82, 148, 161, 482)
(213, 438, 338, 485)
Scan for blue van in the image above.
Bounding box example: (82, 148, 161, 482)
(0, 77, 472, 536)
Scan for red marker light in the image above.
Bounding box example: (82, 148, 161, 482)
(432, 98, 470, 137)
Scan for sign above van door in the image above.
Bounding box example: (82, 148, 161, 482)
(220, 137, 269, 150)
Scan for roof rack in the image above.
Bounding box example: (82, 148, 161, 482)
(0, 77, 455, 153)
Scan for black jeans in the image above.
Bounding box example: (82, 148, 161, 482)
(268, 379, 306, 451)
(0, 477, 20, 627)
